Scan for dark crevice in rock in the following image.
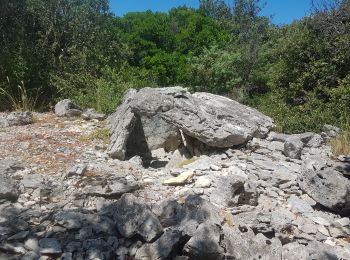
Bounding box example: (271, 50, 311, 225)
(125, 115, 151, 160)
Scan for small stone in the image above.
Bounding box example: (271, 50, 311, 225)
(210, 165, 221, 171)
(21, 174, 43, 189)
(24, 238, 39, 253)
(0, 174, 20, 202)
(39, 238, 62, 254)
(311, 217, 331, 226)
(300, 194, 317, 206)
(329, 225, 350, 238)
(82, 108, 106, 121)
(300, 223, 318, 235)
(195, 176, 211, 188)
(163, 171, 194, 186)
(129, 155, 144, 167)
(338, 155, 350, 162)
(318, 226, 330, 237)
(324, 238, 337, 247)
(67, 164, 87, 177)
(0, 242, 26, 254)
(55, 99, 82, 117)
(284, 137, 303, 159)
(334, 218, 350, 227)
(8, 230, 29, 241)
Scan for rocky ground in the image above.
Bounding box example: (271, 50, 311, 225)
(1, 93, 350, 260)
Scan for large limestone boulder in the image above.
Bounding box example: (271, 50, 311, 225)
(108, 87, 275, 160)
(298, 161, 350, 213)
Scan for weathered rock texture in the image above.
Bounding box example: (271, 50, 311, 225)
(108, 87, 275, 160)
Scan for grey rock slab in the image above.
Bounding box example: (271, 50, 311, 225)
(24, 238, 39, 253)
(287, 195, 314, 214)
(0, 242, 26, 254)
(334, 161, 350, 176)
(82, 176, 139, 199)
(67, 164, 87, 177)
(0, 112, 33, 128)
(156, 195, 224, 237)
(306, 133, 324, 148)
(54, 99, 82, 117)
(0, 159, 25, 175)
(183, 223, 225, 260)
(107, 89, 137, 160)
(135, 229, 182, 260)
(82, 108, 106, 121)
(298, 164, 350, 213)
(112, 193, 163, 242)
(329, 224, 350, 238)
(322, 124, 341, 139)
(209, 176, 245, 207)
(8, 231, 29, 241)
(334, 218, 350, 227)
(39, 238, 62, 254)
(53, 212, 83, 230)
(338, 155, 350, 162)
(140, 114, 182, 151)
(108, 89, 180, 160)
(222, 226, 282, 260)
(21, 174, 43, 189)
(108, 87, 275, 159)
(282, 241, 338, 260)
(271, 208, 295, 230)
(284, 137, 304, 159)
(267, 132, 290, 142)
(0, 174, 20, 202)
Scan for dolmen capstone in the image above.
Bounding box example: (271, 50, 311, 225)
(108, 87, 275, 160)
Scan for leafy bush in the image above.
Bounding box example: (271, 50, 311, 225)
(190, 45, 243, 95)
(51, 66, 157, 114)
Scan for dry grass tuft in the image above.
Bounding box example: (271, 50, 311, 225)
(0, 79, 40, 112)
(80, 128, 109, 143)
(330, 131, 350, 156)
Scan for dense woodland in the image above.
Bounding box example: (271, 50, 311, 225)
(0, 0, 349, 133)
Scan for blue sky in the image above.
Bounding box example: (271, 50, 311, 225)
(109, 0, 313, 25)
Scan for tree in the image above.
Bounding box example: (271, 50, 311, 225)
(0, 0, 122, 110)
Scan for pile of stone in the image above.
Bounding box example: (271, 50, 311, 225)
(0, 87, 349, 259)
